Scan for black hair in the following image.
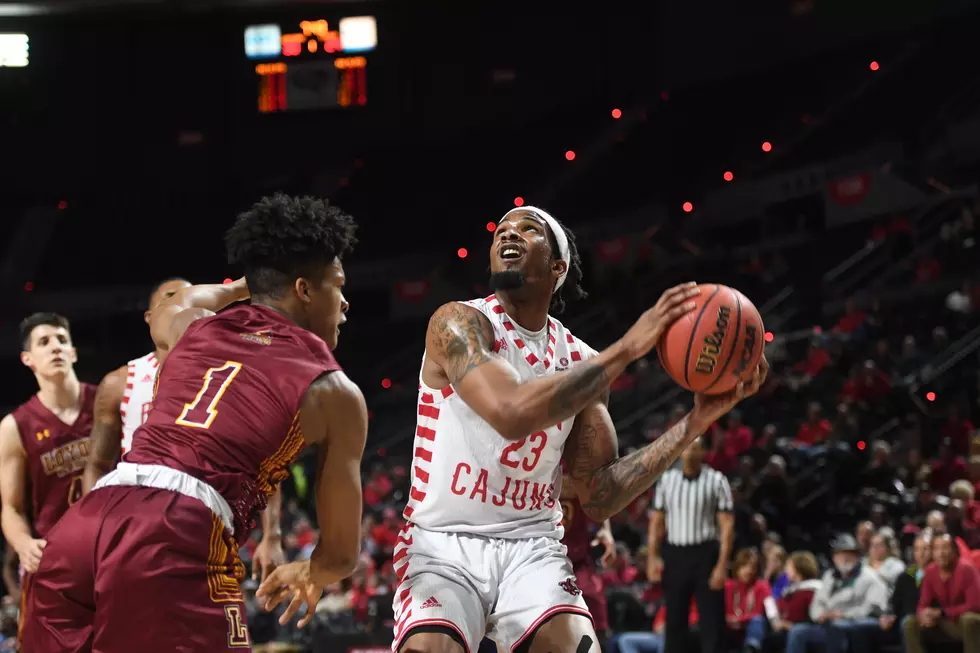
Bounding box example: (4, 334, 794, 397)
(224, 193, 358, 298)
(19, 312, 70, 351)
(546, 217, 587, 314)
(148, 277, 190, 306)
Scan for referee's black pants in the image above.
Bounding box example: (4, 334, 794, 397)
(662, 541, 725, 653)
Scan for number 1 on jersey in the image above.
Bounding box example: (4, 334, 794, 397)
(175, 361, 243, 429)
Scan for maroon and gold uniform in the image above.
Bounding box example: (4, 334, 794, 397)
(11, 384, 95, 642)
(11, 385, 95, 539)
(560, 495, 609, 631)
(22, 305, 340, 652)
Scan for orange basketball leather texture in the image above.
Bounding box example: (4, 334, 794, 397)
(657, 284, 765, 395)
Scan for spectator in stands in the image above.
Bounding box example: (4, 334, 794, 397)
(833, 298, 867, 338)
(796, 402, 831, 448)
(744, 551, 821, 653)
(872, 339, 896, 375)
(942, 403, 975, 455)
(753, 457, 792, 534)
(896, 335, 923, 377)
(904, 534, 980, 653)
(878, 531, 932, 648)
(613, 599, 699, 653)
(950, 479, 980, 529)
(970, 456, 980, 497)
(946, 499, 980, 550)
(840, 360, 892, 409)
(930, 439, 969, 492)
(790, 339, 831, 387)
(763, 545, 788, 598)
(725, 548, 771, 644)
(785, 534, 888, 653)
(862, 442, 898, 494)
(867, 532, 906, 590)
(856, 521, 876, 558)
(897, 448, 929, 492)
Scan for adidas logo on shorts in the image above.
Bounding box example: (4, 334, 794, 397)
(419, 596, 442, 610)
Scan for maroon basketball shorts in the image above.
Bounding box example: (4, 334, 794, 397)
(574, 565, 608, 632)
(21, 485, 249, 652)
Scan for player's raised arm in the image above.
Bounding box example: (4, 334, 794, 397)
(149, 277, 251, 353)
(426, 283, 701, 442)
(0, 415, 46, 573)
(81, 366, 127, 493)
(563, 357, 769, 522)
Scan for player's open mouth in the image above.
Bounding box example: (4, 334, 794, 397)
(500, 245, 524, 260)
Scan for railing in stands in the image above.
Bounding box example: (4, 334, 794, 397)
(908, 321, 980, 413)
(821, 188, 976, 300)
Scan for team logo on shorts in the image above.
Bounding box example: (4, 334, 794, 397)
(558, 577, 582, 596)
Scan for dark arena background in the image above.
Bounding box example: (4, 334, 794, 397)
(2, 0, 980, 651)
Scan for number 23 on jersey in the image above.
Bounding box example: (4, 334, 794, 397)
(175, 361, 243, 429)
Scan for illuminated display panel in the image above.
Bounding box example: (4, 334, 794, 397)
(245, 17, 374, 112)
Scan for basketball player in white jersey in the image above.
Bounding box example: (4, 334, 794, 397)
(81, 277, 191, 493)
(391, 207, 767, 653)
(80, 277, 286, 581)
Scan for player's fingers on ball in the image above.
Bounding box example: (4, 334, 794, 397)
(659, 282, 697, 306)
(666, 302, 698, 322)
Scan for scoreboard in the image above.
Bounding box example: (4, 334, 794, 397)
(244, 17, 376, 113)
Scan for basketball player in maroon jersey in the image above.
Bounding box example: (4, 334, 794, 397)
(560, 478, 614, 650)
(81, 277, 190, 494)
(22, 194, 367, 652)
(80, 277, 287, 582)
(0, 313, 96, 640)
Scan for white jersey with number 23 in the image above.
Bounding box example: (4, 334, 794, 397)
(403, 294, 597, 541)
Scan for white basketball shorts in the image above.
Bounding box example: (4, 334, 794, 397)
(390, 524, 593, 653)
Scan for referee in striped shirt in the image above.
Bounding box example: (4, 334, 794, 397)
(647, 436, 734, 653)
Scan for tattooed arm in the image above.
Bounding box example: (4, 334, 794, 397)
(563, 396, 705, 522)
(82, 366, 127, 493)
(563, 358, 768, 522)
(423, 284, 701, 440)
(423, 302, 636, 441)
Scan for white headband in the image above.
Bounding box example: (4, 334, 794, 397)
(499, 206, 570, 292)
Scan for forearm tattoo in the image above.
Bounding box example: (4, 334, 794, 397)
(573, 416, 697, 520)
(546, 364, 609, 419)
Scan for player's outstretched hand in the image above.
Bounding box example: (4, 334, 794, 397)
(255, 560, 324, 628)
(252, 535, 286, 583)
(621, 282, 700, 361)
(690, 356, 769, 430)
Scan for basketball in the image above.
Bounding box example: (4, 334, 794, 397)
(657, 284, 765, 395)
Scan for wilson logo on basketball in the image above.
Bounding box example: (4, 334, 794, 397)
(731, 324, 758, 378)
(695, 305, 731, 376)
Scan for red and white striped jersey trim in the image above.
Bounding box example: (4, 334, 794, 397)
(483, 294, 557, 370)
(120, 352, 157, 454)
(402, 385, 454, 521)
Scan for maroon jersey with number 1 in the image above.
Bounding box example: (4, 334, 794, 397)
(22, 304, 341, 653)
(10, 384, 96, 539)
